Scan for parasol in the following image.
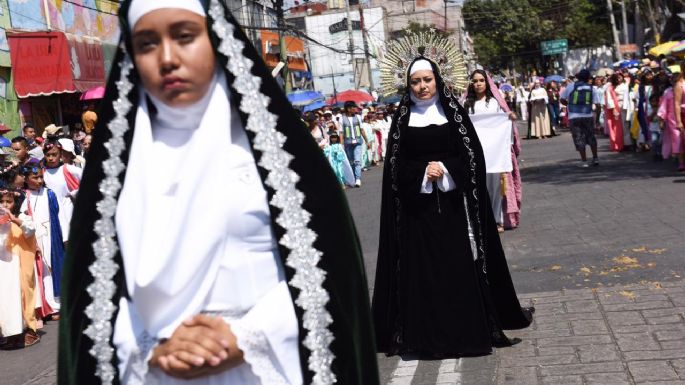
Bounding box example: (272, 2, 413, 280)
(287, 90, 326, 107)
(302, 100, 327, 113)
(544, 75, 564, 84)
(326, 89, 375, 105)
(80, 86, 106, 101)
(648, 41, 680, 57)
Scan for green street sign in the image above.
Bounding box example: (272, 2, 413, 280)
(541, 39, 568, 56)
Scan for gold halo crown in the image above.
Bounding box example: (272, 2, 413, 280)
(380, 31, 468, 96)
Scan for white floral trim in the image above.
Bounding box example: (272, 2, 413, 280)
(120, 331, 157, 385)
(208, 2, 336, 384)
(83, 48, 135, 384)
(232, 321, 289, 384)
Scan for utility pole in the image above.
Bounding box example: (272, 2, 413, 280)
(634, 0, 643, 56)
(344, 0, 356, 89)
(620, 0, 629, 45)
(321, 68, 340, 102)
(644, 0, 660, 44)
(358, 5, 374, 92)
(606, 0, 622, 61)
(272, 0, 291, 92)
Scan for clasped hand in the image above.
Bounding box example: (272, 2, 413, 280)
(426, 161, 445, 182)
(149, 314, 245, 380)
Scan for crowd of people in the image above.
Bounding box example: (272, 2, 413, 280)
(501, 59, 685, 170)
(589, 60, 685, 170)
(304, 101, 395, 188)
(0, 121, 91, 349)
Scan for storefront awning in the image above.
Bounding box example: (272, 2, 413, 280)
(8, 31, 106, 98)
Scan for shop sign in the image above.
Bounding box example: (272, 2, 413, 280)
(329, 18, 361, 34)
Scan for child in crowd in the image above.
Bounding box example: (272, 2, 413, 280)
(10, 137, 37, 166)
(41, 140, 81, 243)
(58, 138, 85, 168)
(20, 165, 61, 320)
(0, 188, 39, 349)
(323, 133, 354, 188)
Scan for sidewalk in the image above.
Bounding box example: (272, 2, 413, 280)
(384, 279, 685, 385)
(501, 279, 685, 384)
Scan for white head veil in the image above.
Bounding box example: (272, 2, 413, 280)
(407, 59, 448, 127)
(128, 0, 205, 29)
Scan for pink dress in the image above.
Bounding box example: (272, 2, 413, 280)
(604, 84, 624, 152)
(503, 125, 522, 229)
(657, 87, 682, 158)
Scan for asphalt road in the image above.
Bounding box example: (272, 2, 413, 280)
(348, 125, 685, 296)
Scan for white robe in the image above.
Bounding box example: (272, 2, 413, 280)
(113, 71, 301, 385)
(21, 188, 60, 311)
(43, 164, 82, 241)
(0, 222, 25, 337)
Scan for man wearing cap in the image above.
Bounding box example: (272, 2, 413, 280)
(341, 101, 372, 187)
(561, 69, 601, 167)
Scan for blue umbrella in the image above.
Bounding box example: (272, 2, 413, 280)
(500, 83, 514, 92)
(302, 100, 327, 113)
(0, 137, 10, 147)
(619, 59, 639, 69)
(287, 90, 325, 107)
(380, 94, 402, 104)
(544, 75, 564, 84)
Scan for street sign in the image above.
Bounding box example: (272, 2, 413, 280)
(541, 39, 568, 56)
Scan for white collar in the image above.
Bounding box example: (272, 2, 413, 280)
(408, 92, 448, 127)
(147, 70, 218, 131)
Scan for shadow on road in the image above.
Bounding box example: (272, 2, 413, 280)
(520, 145, 680, 186)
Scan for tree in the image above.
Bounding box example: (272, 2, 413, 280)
(463, 0, 611, 72)
(399, 21, 451, 39)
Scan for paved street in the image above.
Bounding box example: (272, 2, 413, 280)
(346, 125, 685, 384)
(4, 126, 685, 385)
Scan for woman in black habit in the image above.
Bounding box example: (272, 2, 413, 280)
(373, 34, 534, 358)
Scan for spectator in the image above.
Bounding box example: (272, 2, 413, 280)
(340, 101, 372, 187)
(561, 69, 600, 167)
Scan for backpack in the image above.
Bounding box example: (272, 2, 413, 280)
(568, 82, 593, 115)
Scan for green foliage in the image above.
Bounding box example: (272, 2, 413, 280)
(399, 21, 451, 39)
(463, 0, 611, 71)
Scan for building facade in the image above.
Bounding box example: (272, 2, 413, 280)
(369, 0, 475, 67)
(0, 0, 121, 136)
(301, 6, 386, 96)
